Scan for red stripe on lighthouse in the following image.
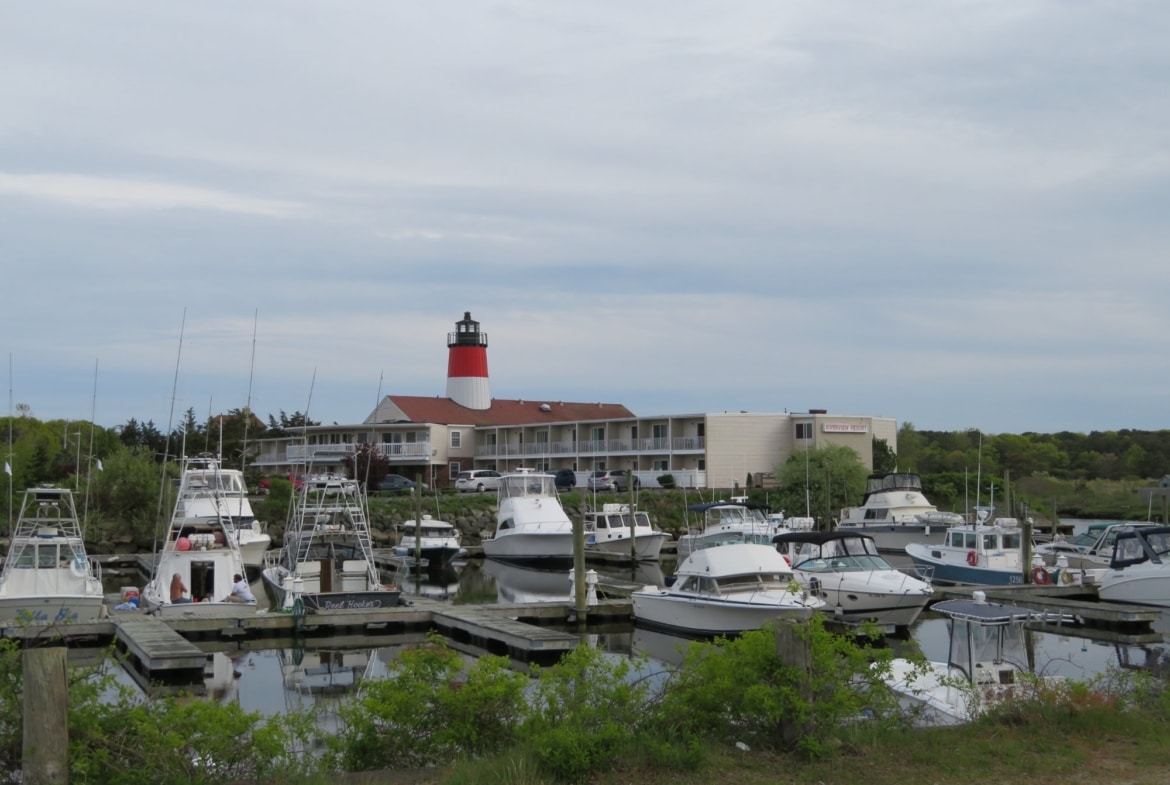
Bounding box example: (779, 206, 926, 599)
(448, 346, 489, 378)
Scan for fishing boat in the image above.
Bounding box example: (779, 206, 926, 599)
(142, 455, 258, 615)
(904, 508, 1029, 585)
(163, 453, 271, 572)
(882, 593, 1048, 726)
(262, 473, 401, 612)
(836, 472, 964, 553)
(481, 469, 575, 564)
(631, 543, 824, 636)
(773, 530, 934, 631)
(582, 503, 670, 561)
(0, 486, 106, 624)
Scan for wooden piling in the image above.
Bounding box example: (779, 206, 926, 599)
(22, 646, 68, 785)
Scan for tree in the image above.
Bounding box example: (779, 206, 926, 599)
(775, 444, 868, 523)
(872, 437, 897, 473)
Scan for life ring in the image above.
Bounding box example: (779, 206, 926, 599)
(69, 554, 88, 579)
(1032, 566, 1052, 585)
(966, 550, 978, 567)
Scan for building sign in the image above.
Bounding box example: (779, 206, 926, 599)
(822, 423, 869, 434)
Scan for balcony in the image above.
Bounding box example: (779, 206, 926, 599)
(473, 437, 704, 459)
(286, 442, 433, 462)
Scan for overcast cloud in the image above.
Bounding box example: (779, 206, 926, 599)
(2, 2, 1168, 435)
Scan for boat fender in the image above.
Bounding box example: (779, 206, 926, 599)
(1032, 566, 1052, 585)
(1059, 569, 1075, 585)
(966, 550, 978, 567)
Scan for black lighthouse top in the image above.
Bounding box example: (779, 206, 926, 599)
(448, 311, 488, 348)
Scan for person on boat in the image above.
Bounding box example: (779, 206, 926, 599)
(170, 573, 192, 604)
(223, 574, 256, 604)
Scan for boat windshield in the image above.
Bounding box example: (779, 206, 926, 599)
(715, 573, 792, 593)
(790, 536, 892, 572)
(709, 506, 765, 525)
(948, 617, 1030, 682)
(500, 473, 556, 499)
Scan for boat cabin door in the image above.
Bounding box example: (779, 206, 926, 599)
(318, 558, 333, 592)
(190, 560, 216, 601)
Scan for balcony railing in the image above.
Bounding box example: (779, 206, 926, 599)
(474, 437, 704, 459)
(286, 442, 432, 461)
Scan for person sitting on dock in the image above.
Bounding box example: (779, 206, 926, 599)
(170, 573, 192, 604)
(223, 574, 256, 604)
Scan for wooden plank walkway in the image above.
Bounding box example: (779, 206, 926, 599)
(113, 614, 207, 671)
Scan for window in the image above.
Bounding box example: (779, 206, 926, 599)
(450, 431, 461, 448)
(795, 423, 813, 440)
(653, 460, 668, 471)
(448, 463, 460, 479)
(631, 426, 638, 440)
(591, 426, 605, 442)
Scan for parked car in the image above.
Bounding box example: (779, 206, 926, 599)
(377, 474, 427, 494)
(612, 469, 641, 492)
(552, 468, 577, 492)
(455, 469, 502, 493)
(587, 470, 616, 491)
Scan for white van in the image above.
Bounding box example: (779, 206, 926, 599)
(455, 469, 502, 493)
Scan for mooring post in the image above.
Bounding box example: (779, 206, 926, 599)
(773, 620, 812, 747)
(23, 646, 69, 785)
(572, 514, 587, 622)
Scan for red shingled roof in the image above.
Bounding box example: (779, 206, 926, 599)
(389, 396, 634, 426)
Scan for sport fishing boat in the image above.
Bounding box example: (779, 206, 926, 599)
(676, 500, 803, 558)
(481, 469, 574, 564)
(262, 473, 401, 612)
(142, 455, 258, 616)
(0, 486, 105, 624)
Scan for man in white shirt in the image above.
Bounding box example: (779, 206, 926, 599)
(224, 573, 256, 603)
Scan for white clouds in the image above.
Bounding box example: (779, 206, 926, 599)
(0, 172, 301, 217)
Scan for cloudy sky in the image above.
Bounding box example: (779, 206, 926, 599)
(3, 2, 1168, 436)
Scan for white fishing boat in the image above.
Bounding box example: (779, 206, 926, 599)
(773, 530, 934, 631)
(836, 472, 964, 553)
(904, 509, 1029, 586)
(882, 593, 1047, 726)
(631, 543, 824, 636)
(583, 503, 670, 561)
(676, 500, 804, 558)
(262, 473, 401, 612)
(481, 469, 574, 564)
(398, 515, 463, 566)
(0, 486, 106, 624)
(163, 453, 271, 572)
(1095, 525, 1170, 607)
(142, 456, 258, 616)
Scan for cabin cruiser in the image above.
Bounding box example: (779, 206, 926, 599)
(676, 500, 803, 558)
(836, 473, 963, 553)
(398, 515, 464, 566)
(1095, 525, 1170, 607)
(904, 509, 1028, 585)
(631, 543, 824, 636)
(773, 530, 933, 631)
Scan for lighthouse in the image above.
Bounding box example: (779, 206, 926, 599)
(446, 311, 491, 410)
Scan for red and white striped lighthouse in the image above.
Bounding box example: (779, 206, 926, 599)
(446, 311, 491, 410)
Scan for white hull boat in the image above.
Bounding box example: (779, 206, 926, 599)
(676, 501, 806, 558)
(836, 473, 963, 552)
(773, 530, 933, 630)
(0, 487, 106, 625)
(143, 455, 258, 616)
(632, 543, 823, 636)
(398, 515, 463, 566)
(482, 470, 574, 564)
(1095, 525, 1170, 607)
(882, 593, 1047, 726)
(583, 503, 669, 561)
(162, 453, 271, 572)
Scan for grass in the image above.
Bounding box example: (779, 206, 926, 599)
(322, 705, 1170, 785)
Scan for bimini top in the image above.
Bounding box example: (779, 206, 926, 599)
(772, 530, 876, 547)
(931, 597, 1039, 624)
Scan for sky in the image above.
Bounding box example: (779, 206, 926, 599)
(2, 2, 1168, 436)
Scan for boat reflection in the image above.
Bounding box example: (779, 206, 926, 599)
(481, 559, 573, 604)
(630, 625, 711, 668)
(398, 562, 464, 601)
